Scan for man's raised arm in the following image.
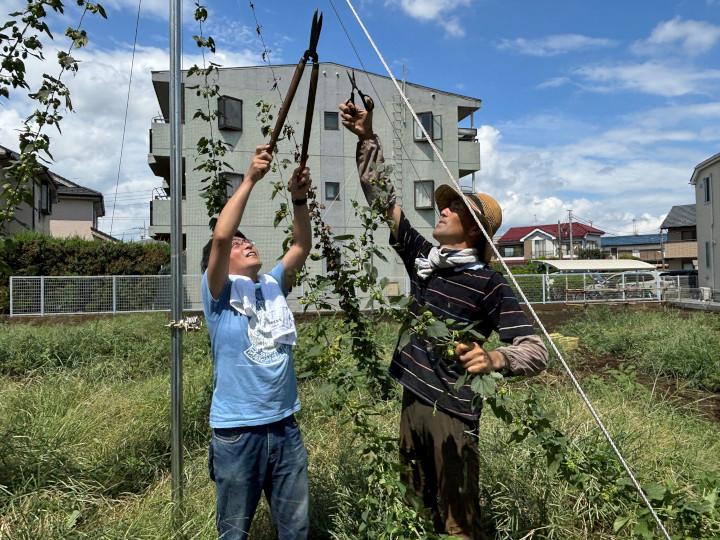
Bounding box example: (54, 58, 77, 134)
(339, 100, 402, 238)
(206, 145, 272, 298)
(282, 166, 313, 287)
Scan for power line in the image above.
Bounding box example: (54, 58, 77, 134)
(110, 0, 143, 236)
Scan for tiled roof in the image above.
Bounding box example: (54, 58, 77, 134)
(600, 233, 667, 247)
(660, 204, 695, 228)
(497, 222, 605, 243)
(51, 173, 103, 198)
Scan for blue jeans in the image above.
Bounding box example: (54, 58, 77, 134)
(208, 414, 309, 540)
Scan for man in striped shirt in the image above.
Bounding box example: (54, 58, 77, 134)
(340, 100, 548, 538)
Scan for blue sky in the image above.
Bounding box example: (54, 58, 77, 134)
(1, 0, 719, 240)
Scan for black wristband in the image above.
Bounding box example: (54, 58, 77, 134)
(292, 197, 307, 206)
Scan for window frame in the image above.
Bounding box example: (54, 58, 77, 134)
(40, 179, 52, 215)
(325, 181, 340, 201)
(413, 112, 441, 141)
(222, 172, 245, 204)
(324, 111, 339, 130)
(413, 180, 435, 210)
(703, 175, 712, 204)
(218, 95, 243, 131)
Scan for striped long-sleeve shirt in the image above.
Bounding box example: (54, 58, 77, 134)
(389, 213, 546, 422)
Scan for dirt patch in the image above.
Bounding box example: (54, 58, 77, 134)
(557, 348, 720, 425)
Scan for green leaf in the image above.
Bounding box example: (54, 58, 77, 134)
(65, 510, 81, 529)
(426, 321, 450, 339)
(613, 515, 632, 532)
(397, 330, 411, 350)
(644, 483, 667, 501)
(470, 374, 497, 398)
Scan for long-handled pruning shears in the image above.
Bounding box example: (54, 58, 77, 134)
(346, 69, 374, 115)
(267, 9, 323, 171)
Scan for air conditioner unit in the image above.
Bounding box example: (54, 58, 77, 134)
(699, 287, 712, 301)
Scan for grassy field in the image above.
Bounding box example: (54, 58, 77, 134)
(0, 307, 719, 539)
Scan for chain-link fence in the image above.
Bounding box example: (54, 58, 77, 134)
(10, 272, 713, 317)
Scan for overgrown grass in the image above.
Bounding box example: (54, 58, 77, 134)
(559, 306, 720, 391)
(0, 309, 719, 538)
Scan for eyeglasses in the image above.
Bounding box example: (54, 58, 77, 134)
(231, 238, 255, 248)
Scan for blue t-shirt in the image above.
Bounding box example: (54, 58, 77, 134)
(202, 262, 300, 428)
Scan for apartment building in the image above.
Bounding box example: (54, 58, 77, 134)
(147, 62, 482, 282)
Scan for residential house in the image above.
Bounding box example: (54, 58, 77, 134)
(0, 144, 113, 241)
(495, 222, 604, 264)
(1, 145, 58, 236)
(600, 233, 666, 267)
(147, 62, 482, 280)
(660, 204, 697, 271)
(690, 152, 720, 292)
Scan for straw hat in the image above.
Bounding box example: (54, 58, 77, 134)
(434, 185, 502, 262)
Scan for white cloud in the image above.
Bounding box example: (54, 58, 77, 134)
(497, 34, 618, 57)
(632, 16, 720, 56)
(575, 61, 720, 96)
(537, 77, 571, 89)
(467, 113, 701, 236)
(387, 0, 472, 36)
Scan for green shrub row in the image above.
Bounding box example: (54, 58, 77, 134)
(1, 231, 170, 277)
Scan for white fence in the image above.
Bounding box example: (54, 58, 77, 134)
(8, 275, 412, 317)
(8, 272, 705, 317)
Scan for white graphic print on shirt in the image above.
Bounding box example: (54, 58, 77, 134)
(243, 289, 290, 366)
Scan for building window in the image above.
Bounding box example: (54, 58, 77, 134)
(706, 242, 712, 268)
(40, 180, 52, 215)
(222, 173, 245, 203)
(681, 229, 697, 241)
(703, 176, 712, 204)
(414, 180, 434, 209)
(218, 96, 243, 131)
(325, 181, 340, 201)
(414, 112, 442, 141)
(324, 111, 339, 130)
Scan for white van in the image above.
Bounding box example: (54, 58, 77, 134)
(585, 270, 674, 299)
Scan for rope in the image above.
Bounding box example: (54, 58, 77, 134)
(109, 0, 142, 236)
(342, 1, 672, 538)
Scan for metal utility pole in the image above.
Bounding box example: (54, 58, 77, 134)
(568, 210, 574, 259)
(169, 0, 184, 526)
(557, 221, 562, 258)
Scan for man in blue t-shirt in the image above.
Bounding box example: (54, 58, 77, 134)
(201, 144, 312, 540)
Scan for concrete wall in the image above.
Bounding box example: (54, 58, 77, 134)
(148, 63, 482, 280)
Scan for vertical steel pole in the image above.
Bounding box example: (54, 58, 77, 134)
(169, 0, 184, 528)
(41, 276, 45, 316)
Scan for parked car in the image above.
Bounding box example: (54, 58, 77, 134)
(584, 270, 675, 299)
